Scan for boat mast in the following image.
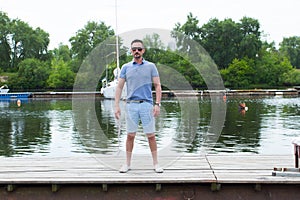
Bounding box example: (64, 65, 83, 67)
(115, 0, 120, 70)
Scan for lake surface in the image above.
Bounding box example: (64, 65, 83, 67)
(0, 95, 299, 157)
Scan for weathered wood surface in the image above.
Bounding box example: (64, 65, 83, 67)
(207, 154, 297, 184)
(0, 154, 299, 184)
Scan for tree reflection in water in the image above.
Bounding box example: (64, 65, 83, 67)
(0, 96, 299, 157)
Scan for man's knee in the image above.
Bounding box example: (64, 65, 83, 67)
(147, 133, 156, 141)
(127, 133, 136, 141)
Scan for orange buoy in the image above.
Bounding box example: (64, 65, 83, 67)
(17, 99, 21, 107)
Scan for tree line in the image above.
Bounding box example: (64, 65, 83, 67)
(0, 11, 300, 91)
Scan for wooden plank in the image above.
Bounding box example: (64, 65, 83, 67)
(0, 170, 216, 184)
(206, 154, 294, 169)
(0, 154, 216, 184)
(272, 171, 300, 177)
(206, 154, 300, 184)
(0, 154, 300, 185)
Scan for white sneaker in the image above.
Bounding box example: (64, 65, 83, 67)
(154, 164, 164, 173)
(119, 164, 130, 173)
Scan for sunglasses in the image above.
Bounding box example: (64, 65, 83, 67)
(131, 47, 143, 52)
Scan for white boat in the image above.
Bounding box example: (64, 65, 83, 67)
(0, 85, 9, 93)
(0, 84, 32, 99)
(100, 68, 126, 99)
(100, 0, 126, 99)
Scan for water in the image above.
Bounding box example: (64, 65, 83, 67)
(0, 96, 299, 157)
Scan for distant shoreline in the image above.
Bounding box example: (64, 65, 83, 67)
(28, 88, 300, 98)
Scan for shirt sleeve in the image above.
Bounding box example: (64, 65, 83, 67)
(119, 65, 126, 79)
(151, 64, 159, 77)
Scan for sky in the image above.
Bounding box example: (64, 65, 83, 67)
(1, 0, 300, 49)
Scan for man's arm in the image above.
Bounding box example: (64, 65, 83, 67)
(153, 76, 162, 117)
(114, 78, 125, 119)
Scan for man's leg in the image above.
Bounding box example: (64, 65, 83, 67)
(140, 102, 163, 173)
(147, 133, 158, 165)
(147, 133, 163, 173)
(119, 133, 135, 173)
(126, 133, 136, 166)
(120, 102, 138, 173)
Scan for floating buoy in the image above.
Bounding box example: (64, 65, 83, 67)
(239, 103, 246, 109)
(17, 99, 21, 107)
(239, 103, 248, 112)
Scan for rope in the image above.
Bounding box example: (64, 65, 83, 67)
(116, 119, 121, 155)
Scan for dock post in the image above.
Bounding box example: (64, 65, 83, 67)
(102, 184, 108, 192)
(211, 183, 221, 191)
(6, 184, 16, 192)
(52, 184, 60, 192)
(155, 183, 162, 191)
(254, 183, 262, 191)
(294, 143, 299, 168)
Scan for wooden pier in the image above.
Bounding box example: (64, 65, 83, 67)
(1, 154, 300, 199)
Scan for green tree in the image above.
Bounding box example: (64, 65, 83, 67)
(221, 58, 255, 88)
(8, 58, 49, 90)
(143, 33, 166, 49)
(0, 12, 11, 71)
(172, 13, 201, 53)
(282, 69, 300, 86)
(255, 48, 293, 87)
(204, 18, 240, 69)
(142, 33, 206, 89)
(238, 17, 262, 59)
(51, 43, 72, 62)
(47, 44, 76, 89)
(10, 19, 50, 70)
(173, 13, 201, 41)
(69, 21, 115, 65)
(199, 17, 262, 69)
(0, 12, 50, 72)
(143, 33, 167, 63)
(47, 59, 75, 89)
(279, 36, 300, 69)
(174, 14, 262, 69)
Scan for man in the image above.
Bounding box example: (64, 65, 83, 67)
(114, 39, 163, 173)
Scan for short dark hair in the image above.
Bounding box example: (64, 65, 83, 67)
(131, 39, 144, 47)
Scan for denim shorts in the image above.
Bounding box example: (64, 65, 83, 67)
(126, 101, 155, 134)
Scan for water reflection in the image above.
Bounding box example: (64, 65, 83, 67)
(0, 99, 84, 157)
(215, 97, 263, 153)
(0, 96, 299, 157)
(0, 99, 51, 156)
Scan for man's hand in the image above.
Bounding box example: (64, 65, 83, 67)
(114, 78, 125, 120)
(153, 105, 160, 117)
(115, 106, 121, 120)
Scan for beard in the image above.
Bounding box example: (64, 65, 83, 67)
(134, 53, 141, 59)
